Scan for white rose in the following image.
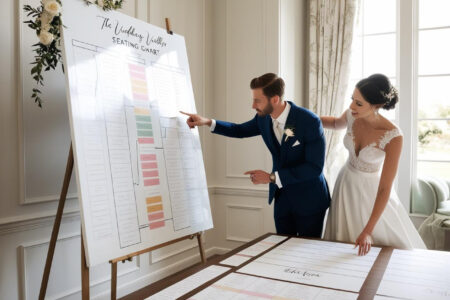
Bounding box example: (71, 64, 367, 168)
(40, 11, 53, 27)
(39, 30, 54, 46)
(284, 128, 295, 141)
(44, 1, 61, 17)
(285, 128, 294, 137)
(97, 0, 104, 7)
(41, 23, 51, 32)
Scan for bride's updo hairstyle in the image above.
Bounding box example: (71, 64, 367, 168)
(356, 74, 398, 110)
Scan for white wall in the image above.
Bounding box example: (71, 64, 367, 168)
(206, 0, 306, 252)
(0, 0, 307, 298)
(280, 0, 308, 107)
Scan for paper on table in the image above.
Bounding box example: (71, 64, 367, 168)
(146, 265, 230, 299)
(190, 272, 358, 300)
(238, 238, 381, 292)
(220, 235, 289, 266)
(376, 248, 450, 300)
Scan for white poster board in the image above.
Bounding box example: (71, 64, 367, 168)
(60, 0, 213, 266)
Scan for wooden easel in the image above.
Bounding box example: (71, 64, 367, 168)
(39, 18, 207, 300)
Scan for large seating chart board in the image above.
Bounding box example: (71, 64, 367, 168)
(60, 0, 213, 266)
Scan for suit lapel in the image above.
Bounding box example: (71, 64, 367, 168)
(280, 102, 297, 163)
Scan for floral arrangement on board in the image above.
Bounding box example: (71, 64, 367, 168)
(23, 0, 124, 107)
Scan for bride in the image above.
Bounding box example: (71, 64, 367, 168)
(322, 74, 426, 255)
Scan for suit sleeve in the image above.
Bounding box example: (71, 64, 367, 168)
(212, 114, 261, 138)
(277, 115, 325, 185)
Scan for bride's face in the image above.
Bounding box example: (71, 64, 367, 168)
(349, 88, 377, 119)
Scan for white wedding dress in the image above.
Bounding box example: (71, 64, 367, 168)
(324, 110, 426, 249)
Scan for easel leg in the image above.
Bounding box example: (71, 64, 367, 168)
(197, 232, 207, 264)
(111, 262, 117, 300)
(81, 233, 90, 300)
(39, 145, 74, 300)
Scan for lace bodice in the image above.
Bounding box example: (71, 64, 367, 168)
(343, 109, 402, 173)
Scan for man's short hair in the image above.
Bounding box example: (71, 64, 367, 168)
(250, 73, 285, 99)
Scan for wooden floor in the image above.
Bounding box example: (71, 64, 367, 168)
(119, 254, 221, 300)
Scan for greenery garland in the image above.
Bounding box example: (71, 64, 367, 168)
(23, 0, 124, 107)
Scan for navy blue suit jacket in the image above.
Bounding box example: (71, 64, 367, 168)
(213, 101, 330, 216)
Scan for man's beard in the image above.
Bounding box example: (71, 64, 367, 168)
(256, 102, 274, 116)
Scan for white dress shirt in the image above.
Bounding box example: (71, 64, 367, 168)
(270, 102, 290, 188)
(272, 102, 290, 144)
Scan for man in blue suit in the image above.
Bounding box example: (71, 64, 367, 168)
(181, 73, 330, 237)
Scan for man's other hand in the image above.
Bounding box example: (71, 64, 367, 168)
(180, 111, 212, 128)
(244, 170, 270, 184)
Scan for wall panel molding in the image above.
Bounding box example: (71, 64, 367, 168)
(212, 186, 268, 198)
(18, 0, 76, 206)
(150, 239, 198, 264)
(0, 209, 80, 236)
(226, 203, 264, 242)
(0, 186, 269, 236)
(24, 193, 78, 205)
(135, 0, 148, 20)
(18, 232, 139, 300)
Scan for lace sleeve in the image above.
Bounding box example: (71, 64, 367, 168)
(379, 128, 402, 150)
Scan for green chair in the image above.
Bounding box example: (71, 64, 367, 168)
(411, 178, 437, 215)
(414, 177, 450, 250)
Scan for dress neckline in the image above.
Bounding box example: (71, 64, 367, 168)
(347, 111, 398, 158)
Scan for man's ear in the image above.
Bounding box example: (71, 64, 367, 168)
(270, 95, 280, 105)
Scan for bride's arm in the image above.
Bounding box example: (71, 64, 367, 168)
(355, 136, 403, 255)
(320, 111, 347, 130)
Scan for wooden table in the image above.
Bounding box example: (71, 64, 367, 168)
(120, 233, 398, 300)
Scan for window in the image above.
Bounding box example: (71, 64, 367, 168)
(346, 0, 450, 211)
(416, 0, 450, 180)
(346, 0, 397, 121)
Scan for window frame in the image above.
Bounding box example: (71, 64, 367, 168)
(397, 0, 415, 212)
(398, 0, 450, 213)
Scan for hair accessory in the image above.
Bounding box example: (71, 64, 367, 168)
(380, 86, 397, 102)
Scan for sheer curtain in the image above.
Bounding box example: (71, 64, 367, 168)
(308, 0, 360, 189)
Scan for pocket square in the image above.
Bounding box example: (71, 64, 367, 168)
(292, 140, 300, 147)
